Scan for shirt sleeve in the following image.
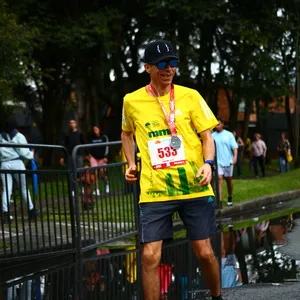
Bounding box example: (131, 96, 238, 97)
(103, 134, 109, 156)
(262, 141, 267, 150)
(189, 91, 218, 133)
(122, 96, 135, 132)
(14, 134, 34, 160)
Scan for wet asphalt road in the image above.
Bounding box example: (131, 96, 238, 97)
(217, 219, 300, 300)
(219, 282, 300, 300)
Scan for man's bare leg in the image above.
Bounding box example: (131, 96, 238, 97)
(225, 177, 233, 198)
(192, 239, 221, 297)
(218, 175, 223, 201)
(141, 240, 163, 300)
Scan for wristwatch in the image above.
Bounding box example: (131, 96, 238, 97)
(204, 160, 215, 172)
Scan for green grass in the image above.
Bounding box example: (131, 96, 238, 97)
(222, 168, 300, 203)
(8, 162, 300, 227)
(233, 158, 280, 177)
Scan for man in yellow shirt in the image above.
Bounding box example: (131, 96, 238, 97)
(121, 40, 222, 300)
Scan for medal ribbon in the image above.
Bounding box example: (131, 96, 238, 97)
(147, 83, 177, 137)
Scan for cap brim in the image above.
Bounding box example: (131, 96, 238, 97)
(144, 55, 179, 64)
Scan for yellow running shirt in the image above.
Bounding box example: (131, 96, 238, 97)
(122, 84, 218, 203)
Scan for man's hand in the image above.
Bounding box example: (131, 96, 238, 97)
(125, 165, 137, 183)
(232, 156, 237, 165)
(196, 163, 212, 187)
(59, 158, 65, 166)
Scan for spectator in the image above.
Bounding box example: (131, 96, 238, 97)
(59, 119, 86, 194)
(212, 118, 238, 206)
(232, 130, 244, 178)
(251, 133, 267, 178)
(88, 125, 110, 195)
(0, 117, 40, 222)
(243, 135, 253, 172)
(277, 132, 291, 173)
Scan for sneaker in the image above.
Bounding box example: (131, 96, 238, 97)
(1, 212, 13, 223)
(28, 208, 41, 220)
(227, 197, 233, 206)
(93, 189, 101, 196)
(212, 296, 223, 300)
(105, 184, 110, 194)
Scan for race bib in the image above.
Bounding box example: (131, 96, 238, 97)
(148, 136, 186, 170)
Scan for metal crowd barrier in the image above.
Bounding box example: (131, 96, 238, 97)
(0, 143, 76, 263)
(72, 141, 139, 254)
(0, 141, 222, 299)
(0, 235, 221, 300)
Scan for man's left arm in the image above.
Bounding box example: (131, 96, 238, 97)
(232, 148, 238, 164)
(15, 134, 34, 160)
(196, 129, 215, 186)
(263, 141, 267, 157)
(231, 134, 238, 164)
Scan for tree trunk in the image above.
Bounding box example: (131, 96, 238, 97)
(255, 98, 261, 133)
(295, 32, 300, 162)
(284, 95, 294, 145)
(242, 98, 252, 141)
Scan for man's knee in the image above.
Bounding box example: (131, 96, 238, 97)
(142, 242, 162, 268)
(225, 177, 232, 183)
(218, 175, 223, 183)
(193, 241, 216, 262)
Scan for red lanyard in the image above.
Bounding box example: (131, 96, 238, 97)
(147, 83, 177, 137)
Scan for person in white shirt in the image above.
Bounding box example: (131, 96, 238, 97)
(251, 133, 267, 178)
(0, 117, 40, 222)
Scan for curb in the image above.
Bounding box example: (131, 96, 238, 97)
(219, 189, 300, 217)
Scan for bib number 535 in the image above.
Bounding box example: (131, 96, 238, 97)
(157, 147, 177, 158)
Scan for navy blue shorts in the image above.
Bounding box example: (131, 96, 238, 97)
(139, 196, 217, 243)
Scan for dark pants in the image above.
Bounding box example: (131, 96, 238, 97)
(253, 155, 265, 177)
(236, 151, 243, 177)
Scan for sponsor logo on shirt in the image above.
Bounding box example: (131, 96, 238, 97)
(148, 128, 171, 138)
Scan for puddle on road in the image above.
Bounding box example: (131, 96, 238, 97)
(220, 207, 300, 289)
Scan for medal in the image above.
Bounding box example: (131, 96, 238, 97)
(170, 136, 181, 149)
(147, 83, 182, 149)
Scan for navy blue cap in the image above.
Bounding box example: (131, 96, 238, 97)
(144, 40, 178, 64)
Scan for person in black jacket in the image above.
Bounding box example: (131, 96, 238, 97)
(60, 119, 86, 194)
(88, 125, 110, 194)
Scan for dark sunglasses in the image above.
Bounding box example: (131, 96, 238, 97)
(156, 59, 178, 70)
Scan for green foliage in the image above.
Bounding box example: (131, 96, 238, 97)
(1, 0, 299, 152)
(0, 0, 36, 100)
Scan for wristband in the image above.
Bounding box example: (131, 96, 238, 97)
(204, 160, 214, 165)
(204, 160, 215, 172)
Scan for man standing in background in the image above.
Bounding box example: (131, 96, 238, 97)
(212, 118, 238, 206)
(60, 119, 86, 193)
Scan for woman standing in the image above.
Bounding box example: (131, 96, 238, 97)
(89, 125, 110, 194)
(277, 132, 291, 173)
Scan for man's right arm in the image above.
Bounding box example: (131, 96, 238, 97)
(60, 133, 67, 165)
(121, 130, 137, 182)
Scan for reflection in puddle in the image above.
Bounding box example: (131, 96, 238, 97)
(221, 211, 300, 289)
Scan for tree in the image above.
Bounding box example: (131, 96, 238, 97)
(0, 0, 35, 126)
